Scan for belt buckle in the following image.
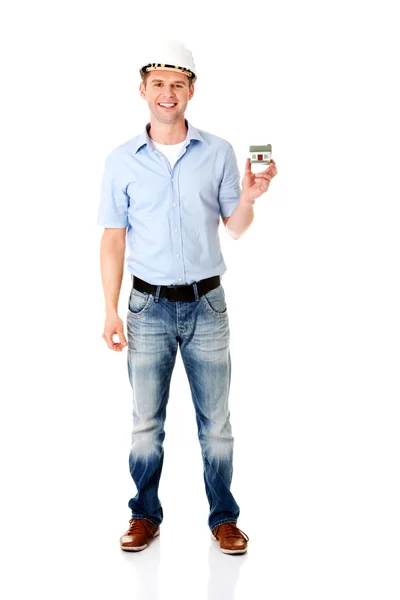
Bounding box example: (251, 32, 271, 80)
(167, 283, 188, 289)
(166, 283, 190, 301)
(166, 285, 180, 302)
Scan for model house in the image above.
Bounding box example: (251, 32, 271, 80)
(249, 144, 272, 164)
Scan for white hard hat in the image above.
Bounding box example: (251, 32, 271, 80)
(139, 40, 197, 83)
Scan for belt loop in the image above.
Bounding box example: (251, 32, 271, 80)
(192, 282, 199, 302)
(155, 285, 161, 302)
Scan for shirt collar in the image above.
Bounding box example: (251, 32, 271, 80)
(133, 118, 205, 154)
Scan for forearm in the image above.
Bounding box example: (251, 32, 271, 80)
(226, 193, 255, 240)
(100, 237, 126, 316)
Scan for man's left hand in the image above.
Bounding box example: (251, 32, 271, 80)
(241, 158, 278, 204)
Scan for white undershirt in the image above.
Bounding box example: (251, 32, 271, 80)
(151, 140, 186, 170)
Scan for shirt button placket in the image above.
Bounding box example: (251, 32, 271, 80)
(171, 174, 184, 283)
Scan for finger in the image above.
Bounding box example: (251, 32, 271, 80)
(259, 165, 276, 178)
(244, 157, 252, 175)
(256, 179, 270, 192)
(108, 328, 127, 352)
(254, 163, 275, 176)
(254, 174, 271, 182)
(102, 331, 116, 350)
(111, 339, 124, 351)
(102, 331, 124, 351)
(116, 327, 128, 347)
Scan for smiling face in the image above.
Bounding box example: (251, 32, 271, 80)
(139, 69, 195, 125)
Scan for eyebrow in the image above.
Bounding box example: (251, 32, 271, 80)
(151, 79, 186, 84)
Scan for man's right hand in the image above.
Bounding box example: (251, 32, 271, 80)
(102, 314, 128, 351)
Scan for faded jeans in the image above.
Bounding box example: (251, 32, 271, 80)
(126, 280, 240, 531)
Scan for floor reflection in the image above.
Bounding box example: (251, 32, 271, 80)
(120, 532, 161, 599)
(207, 535, 248, 599)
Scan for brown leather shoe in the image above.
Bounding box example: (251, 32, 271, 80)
(120, 518, 160, 552)
(211, 522, 249, 554)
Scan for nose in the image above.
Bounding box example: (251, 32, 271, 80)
(164, 84, 178, 97)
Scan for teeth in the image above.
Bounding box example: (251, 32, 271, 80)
(159, 103, 176, 107)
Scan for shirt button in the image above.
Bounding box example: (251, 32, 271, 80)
(178, 278, 182, 282)
(171, 178, 175, 182)
(172, 203, 177, 207)
(174, 228, 178, 232)
(176, 254, 180, 258)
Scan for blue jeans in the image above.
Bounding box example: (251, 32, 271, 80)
(126, 280, 240, 532)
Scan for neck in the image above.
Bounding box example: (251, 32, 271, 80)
(148, 117, 187, 145)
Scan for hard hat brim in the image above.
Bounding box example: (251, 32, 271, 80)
(140, 63, 196, 82)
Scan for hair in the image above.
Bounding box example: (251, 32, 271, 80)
(141, 71, 195, 89)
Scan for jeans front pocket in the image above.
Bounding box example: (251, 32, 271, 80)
(200, 284, 228, 318)
(127, 288, 154, 319)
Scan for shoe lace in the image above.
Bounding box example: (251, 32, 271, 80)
(216, 522, 249, 541)
(127, 518, 154, 535)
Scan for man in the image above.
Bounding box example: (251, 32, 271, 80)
(97, 40, 278, 555)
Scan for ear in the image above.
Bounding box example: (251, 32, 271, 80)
(139, 81, 146, 99)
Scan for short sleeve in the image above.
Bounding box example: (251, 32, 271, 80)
(218, 143, 241, 218)
(96, 152, 129, 228)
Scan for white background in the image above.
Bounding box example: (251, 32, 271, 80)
(1, 1, 399, 598)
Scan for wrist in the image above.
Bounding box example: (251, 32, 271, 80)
(106, 305, 119, 318)
(240, 195, 255, 208)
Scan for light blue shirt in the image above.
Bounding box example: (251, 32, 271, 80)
(96, 118, 241, 285)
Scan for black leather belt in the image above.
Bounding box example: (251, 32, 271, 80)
(131, 275, 221, 302)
